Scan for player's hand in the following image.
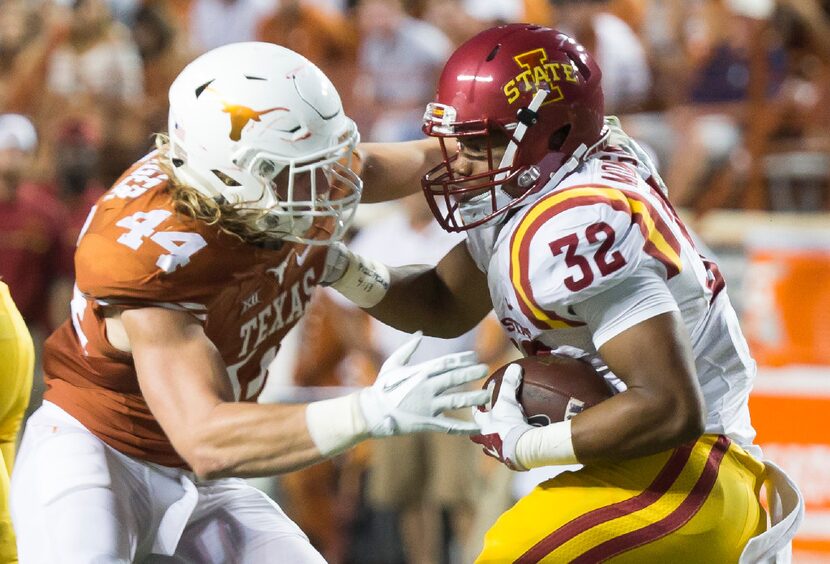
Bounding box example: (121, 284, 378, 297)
(359, 332, 490, 437)
(470, 363, 534, 471)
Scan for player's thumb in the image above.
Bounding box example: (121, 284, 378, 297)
(385, 331, 423, 368)
(499, 364, 524, 409)
(503, 364, 523, 393)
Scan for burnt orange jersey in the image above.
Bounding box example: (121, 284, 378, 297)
(42, 152, 327, 467)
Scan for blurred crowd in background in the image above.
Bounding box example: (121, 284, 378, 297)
(1, 0, 829, 562)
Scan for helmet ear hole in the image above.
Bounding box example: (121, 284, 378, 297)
(568, 54, 591, 81)
(548, 124, 571, 151)
(211, 169, 241, 187)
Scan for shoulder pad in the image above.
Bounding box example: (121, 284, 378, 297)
(102, 152, 168, 203)
(75, 199, 221, 305)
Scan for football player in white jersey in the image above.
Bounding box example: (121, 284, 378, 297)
(324, 24, 803, 563)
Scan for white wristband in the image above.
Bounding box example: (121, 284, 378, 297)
(330, 250, 390, 309)
(515, 420, 578, 469)
(305, 393, 369, 457)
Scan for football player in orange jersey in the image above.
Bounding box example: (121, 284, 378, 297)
(9, 42, 489, 563)
(324, 25, 804, 563)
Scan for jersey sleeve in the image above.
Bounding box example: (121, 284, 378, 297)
(508, 186, 684, 317)
(571, 263, 680, 349)
(74, 204, 218, 311)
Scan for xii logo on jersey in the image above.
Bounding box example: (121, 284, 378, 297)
(502, 48, 577, 105)
(241, 290, 260, 314)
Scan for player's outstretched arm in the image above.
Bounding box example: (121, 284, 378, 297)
(121, 307, 488, 480)
(324, 240, 493, 338)
(356, 138, 444, 203)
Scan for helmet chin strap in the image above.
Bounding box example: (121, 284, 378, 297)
(544, 126, 611, 189)
(496, 89, 549, 180)
(458, 90, 549, 227)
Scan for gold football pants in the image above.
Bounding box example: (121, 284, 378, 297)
(0, 281, 34, 563)
(476, 435, 766, 563)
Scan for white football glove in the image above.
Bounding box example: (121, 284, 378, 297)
(470, 363, 534, 471)
(359, 332, 490, 436)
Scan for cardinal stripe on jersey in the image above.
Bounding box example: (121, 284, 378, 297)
(510, 186, 683, 329)
(645, 181, 726, 303)
(516, 435, 730, 563)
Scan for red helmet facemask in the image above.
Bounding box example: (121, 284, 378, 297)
(421, 24, 606, 232)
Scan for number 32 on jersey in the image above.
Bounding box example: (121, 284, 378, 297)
(550, 220, 626, 291)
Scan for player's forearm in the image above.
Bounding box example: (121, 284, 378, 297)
(358, 138, 443, 203)
(184, 402, 324, 479)
(367, 264, 480, 338)
(515, 388, 704, 470)
(325, 241, 491, 336)
(571, 388, 705, 463)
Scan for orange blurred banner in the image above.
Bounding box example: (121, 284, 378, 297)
(751, 369, 830, 562)
(743, 233, 830, 367)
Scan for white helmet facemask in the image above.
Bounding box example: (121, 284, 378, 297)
(167, 42, 362, 245)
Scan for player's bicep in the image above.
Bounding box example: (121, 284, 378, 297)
(435, 241, 493, 327)
(569, 310, 706, 460)
(597, 310, 703, 417)
(572, 270, 699, 409)
(121, 307, 231, 455)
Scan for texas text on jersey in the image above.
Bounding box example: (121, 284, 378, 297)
(42, 151, 327, 467)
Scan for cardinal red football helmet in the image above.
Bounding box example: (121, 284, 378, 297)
(421, 24, 606, 231)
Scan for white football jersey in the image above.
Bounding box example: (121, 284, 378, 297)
(467, 154, 759, 455)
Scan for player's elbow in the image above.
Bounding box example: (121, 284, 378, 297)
(190, 453, 234, 481)
(636, 386, 705, 449)
(180, 440, 235, 480)
(664, 393, 706, 445)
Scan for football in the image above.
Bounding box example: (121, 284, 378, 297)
(485, 354, 614, 426)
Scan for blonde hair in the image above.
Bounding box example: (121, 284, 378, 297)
(154, 134, 276, 245)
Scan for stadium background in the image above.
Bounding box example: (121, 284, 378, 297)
(0, 0, 828, 562)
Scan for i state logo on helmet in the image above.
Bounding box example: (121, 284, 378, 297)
(502, 48, 579, 105)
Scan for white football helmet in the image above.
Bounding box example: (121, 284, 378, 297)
(167, 42, 361, 245)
